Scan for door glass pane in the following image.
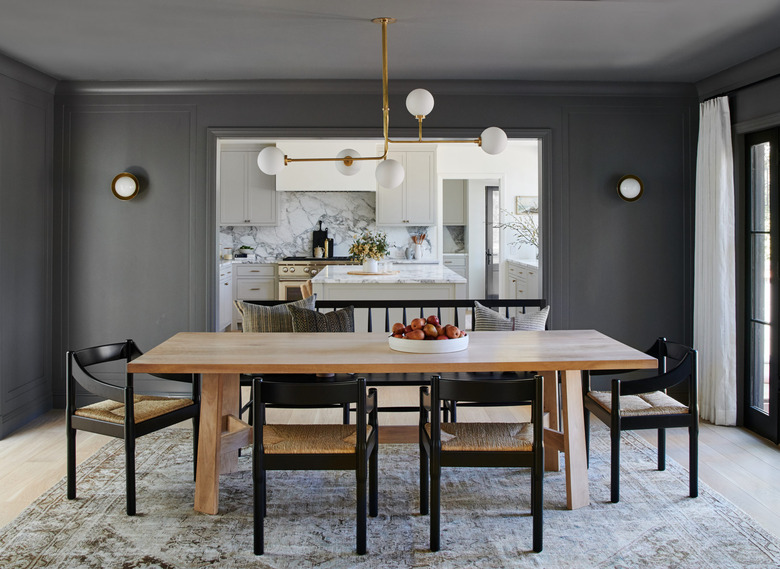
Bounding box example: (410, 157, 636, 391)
(751, 322, 771, 413)
(752, 234, 770, 323)
(751, 143, 771, 232)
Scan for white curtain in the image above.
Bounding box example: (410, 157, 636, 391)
(694, 96, 737, 425)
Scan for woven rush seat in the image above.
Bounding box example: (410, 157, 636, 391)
(587, 390, 688, 417)
(262, 424, 374, 454)
(74, 395, 195, 424)
(425, 422, 533, 451)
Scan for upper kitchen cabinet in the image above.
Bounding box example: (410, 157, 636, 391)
(275, 140, 378, 191)
(376, 147, 436, 226)
(219, 144, 278, 226)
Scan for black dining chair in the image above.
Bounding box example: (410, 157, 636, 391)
(66, 339, 200, 515)
(252, 376, 378, 555)
(583, 338, 698, 503)
(420, 374, 544, 553)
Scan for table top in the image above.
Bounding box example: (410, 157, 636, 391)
(127, 330, 657, 375)
(312, 264, 467, 284)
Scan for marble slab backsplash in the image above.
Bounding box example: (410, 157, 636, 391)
(220, 191, 435, 261)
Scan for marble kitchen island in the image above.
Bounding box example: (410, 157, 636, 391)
(311, 264, 467, 331)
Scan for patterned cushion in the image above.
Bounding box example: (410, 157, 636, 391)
(289, 305, 354, 333)
(234, 295, 316, 333)
(473, 301, 550, 331)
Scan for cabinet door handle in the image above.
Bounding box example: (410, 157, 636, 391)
(250, 288, 260, 291)
(223, 282, 229, 286)
(250, 270, 260, 272)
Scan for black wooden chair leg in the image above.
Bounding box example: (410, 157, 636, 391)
(610, 430, 620, 504)
(369, 446, 378, 517)
(126, 437, 136, 516)
(357, 467, 367, 555)
(430, 458, 441, 551)
(532, 463, 543, 553)
(584, 409, 590, 468)
(690, 424, 699, 498)
(67, 427, 77, 500)
(658, 427, 666, 471)
(420, 442, 429, 515)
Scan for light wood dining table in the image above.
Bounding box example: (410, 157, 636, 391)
(128, 329, 656, 515)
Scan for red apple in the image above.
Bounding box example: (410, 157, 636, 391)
(427, 314, 440, 326)
(406, 329, 425, 340)
(436, 334, 449, 340)
(404, 325, 413, 334)
(422, 323, 438, 338)
(410, 318, 426, 330)
(435, 324, 445, 337)
(392, 332, 405, 338)
(392, 322, 406, 334)
(445, 325, 461, 339)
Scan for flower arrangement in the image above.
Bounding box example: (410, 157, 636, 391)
(349, 231, 390, 262)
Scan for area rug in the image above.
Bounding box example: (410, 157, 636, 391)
(1, 424, 779, 569)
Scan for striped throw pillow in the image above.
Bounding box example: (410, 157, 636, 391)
(473, 301, 550, 331)
(289, 305, 355, 333)
(234, 295, 316, 333)
(514, 306, 550, 331)
(474, 301, 514, 331)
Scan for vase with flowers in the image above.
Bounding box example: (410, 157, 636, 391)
(349, 231, 390, 273)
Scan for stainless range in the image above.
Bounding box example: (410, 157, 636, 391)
(277, 256, 358, 300)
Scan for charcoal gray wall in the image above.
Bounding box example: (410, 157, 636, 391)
(49, 81, 696, 407)
(0, 54, 55, 437)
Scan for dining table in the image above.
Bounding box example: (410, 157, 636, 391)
(127, 329, 657, 515)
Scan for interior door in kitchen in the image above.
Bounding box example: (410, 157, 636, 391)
(485, 186, 500, 299)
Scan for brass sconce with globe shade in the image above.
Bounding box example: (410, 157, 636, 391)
(257, 17, 508, 188)
(617, 174, 643, 202)
(111, 172, 140, 200)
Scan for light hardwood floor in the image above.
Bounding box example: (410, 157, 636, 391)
(2, 386, 779, 540)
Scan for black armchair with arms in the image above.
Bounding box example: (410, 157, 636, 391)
(582, 338, 698, 503)
(419, 374, 544, 553)
(66, 339, 200, 515)
(252, 376, 379, 555)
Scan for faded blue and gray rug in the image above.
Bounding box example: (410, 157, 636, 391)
(0, 424, 778, 568)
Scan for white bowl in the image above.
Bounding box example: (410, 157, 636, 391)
(388, 334, 469, 353)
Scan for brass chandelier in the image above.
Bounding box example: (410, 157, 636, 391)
(256, 17, 508, 188)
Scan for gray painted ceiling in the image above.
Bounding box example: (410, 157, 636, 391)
(1, 0, 780, 83)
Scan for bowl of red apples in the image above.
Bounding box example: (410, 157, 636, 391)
(388, 315, 469, 353)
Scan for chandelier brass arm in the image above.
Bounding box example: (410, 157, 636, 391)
(256, 17, 506, 188)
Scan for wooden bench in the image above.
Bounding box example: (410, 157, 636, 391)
(242, 298, 549, 419)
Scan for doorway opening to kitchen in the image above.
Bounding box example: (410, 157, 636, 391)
(208, 129, 547, 331)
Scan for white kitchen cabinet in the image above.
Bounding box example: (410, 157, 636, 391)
(233, 264, 276, 329)
(275, 140, 378, 191)
(506, 260, 539, 300)
(219, 146, 278, 226)
(443, 180, 467, 225)
(443, 254, 469, 279)
(376, 148, 436, 226)
(218, 263, 233, 331)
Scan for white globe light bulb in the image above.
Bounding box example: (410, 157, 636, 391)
(257, 146, 286, 175)
(406, 88, 435, 117)
(335, 148, 362, 176)
(480, 127, 508, 155)
(114, 175, 137, 198)
(375, 158, 405, 189)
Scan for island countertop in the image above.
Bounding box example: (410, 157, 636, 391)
(312, 263, 467, 284)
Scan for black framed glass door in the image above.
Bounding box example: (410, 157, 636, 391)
(745, 128, 780, 442)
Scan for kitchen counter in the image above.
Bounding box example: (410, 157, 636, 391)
(312, 263, 466, 284)
(311, 264, 467, 331)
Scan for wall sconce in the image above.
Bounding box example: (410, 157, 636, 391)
(111, 172, 140, 200)
(617, 174, 643, 202)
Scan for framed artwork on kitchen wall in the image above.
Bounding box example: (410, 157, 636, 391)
(515, 196, 539, 215)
